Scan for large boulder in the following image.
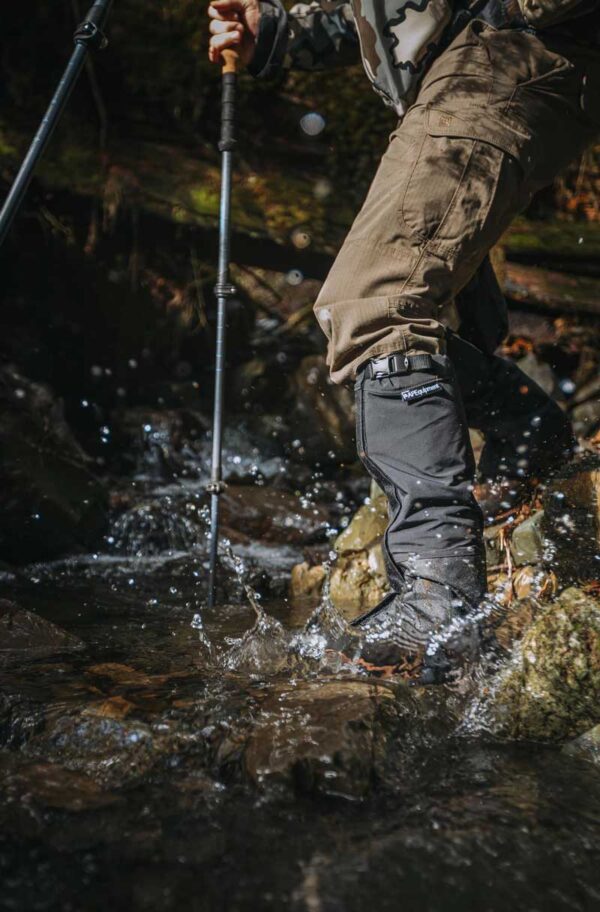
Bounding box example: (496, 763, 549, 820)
(487, 588, 600, 742)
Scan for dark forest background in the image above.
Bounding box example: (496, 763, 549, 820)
(0, 1, 599, 563)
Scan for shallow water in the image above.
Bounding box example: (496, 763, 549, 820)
(1, 488, 599, 911)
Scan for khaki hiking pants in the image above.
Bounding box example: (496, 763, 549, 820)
(314, 22, 600, 384)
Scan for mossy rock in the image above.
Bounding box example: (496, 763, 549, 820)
(490, 587, 600, 742)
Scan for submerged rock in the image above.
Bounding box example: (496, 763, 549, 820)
(488, 588, 600, 742)
(0, 366, 107, 563)
(221, 486, 330, 545)
(0, 756, 119, 812)
(0, 600, 84, 668)
(241, 680, 448, 798)
(109, 482, 329, 558)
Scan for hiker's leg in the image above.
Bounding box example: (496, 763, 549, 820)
(314, 24, 599, 674)
(314, 23, 599, 386)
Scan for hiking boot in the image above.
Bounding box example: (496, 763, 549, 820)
(349, 553, 486, 683)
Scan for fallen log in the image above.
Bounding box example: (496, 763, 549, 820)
(503, 262, 600, 317)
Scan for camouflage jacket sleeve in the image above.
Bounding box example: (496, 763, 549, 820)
(248, 0, 360, 79)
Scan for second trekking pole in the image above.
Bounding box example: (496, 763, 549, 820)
(0, 0, 113, 249)
(207, 49, 238, 611)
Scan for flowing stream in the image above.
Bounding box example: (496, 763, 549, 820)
(0, 434, 599, 912)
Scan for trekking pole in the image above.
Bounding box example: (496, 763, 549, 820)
(0, 0, 113, 249)
(207, 48, 238, 611)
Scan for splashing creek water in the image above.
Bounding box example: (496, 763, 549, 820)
(1, 461, 599, 912)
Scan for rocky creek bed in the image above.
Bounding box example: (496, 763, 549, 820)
(1, 390, 600, 910)
(2, 305, 600, 908)
(2, 6, 600, 902)
(2, 197, 600, 911)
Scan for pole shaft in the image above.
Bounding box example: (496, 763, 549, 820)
(207, 63, 237, 611)
(0, 0, 113, 249)
(0, 44, 87, 248)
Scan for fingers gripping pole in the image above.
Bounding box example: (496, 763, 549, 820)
(207, 49, 238, 611)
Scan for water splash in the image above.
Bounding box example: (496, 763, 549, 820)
(108, 497, 204, 556)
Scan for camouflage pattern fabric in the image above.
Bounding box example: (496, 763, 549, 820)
(250, 0, 598, 113)
(285, 0, 456, 113)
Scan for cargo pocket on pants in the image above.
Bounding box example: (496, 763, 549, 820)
(400, 105, 525, 266)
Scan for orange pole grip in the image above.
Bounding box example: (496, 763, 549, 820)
(222, 49, 238, 75)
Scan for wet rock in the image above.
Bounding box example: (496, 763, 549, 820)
(489, 565, 558, 614)
(23, 710, 191, 790)
(329, 549, 388, 620)
(109, 494, 205, 555)
(290, 561, 327, 600)
(0, 366, 108, 562)
(564, 724, 600, 766)
(335, 497, 387, 554)
(493, 596, 541, 650)
(288, 355, 356, 464)
(329, 496, 388, 618)
(0, 756, 119, 812)
(196, 424, 287, 485)
(110, 406, 208, 480)
(542, 458, 600, 581)
(242, 680, 444, 798)
(488, 588, 600, 741)
(511, 565, 557, 602)
(484, 524, 505, 569)
(112, 410, 288, 486)
(221, 486, 331, 545)
(0, 600, 84, 668)
(510, 511, 545, 566)
(110, 482, 329, 558)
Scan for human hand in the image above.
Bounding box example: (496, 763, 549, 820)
(208, 0, 261, 67)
